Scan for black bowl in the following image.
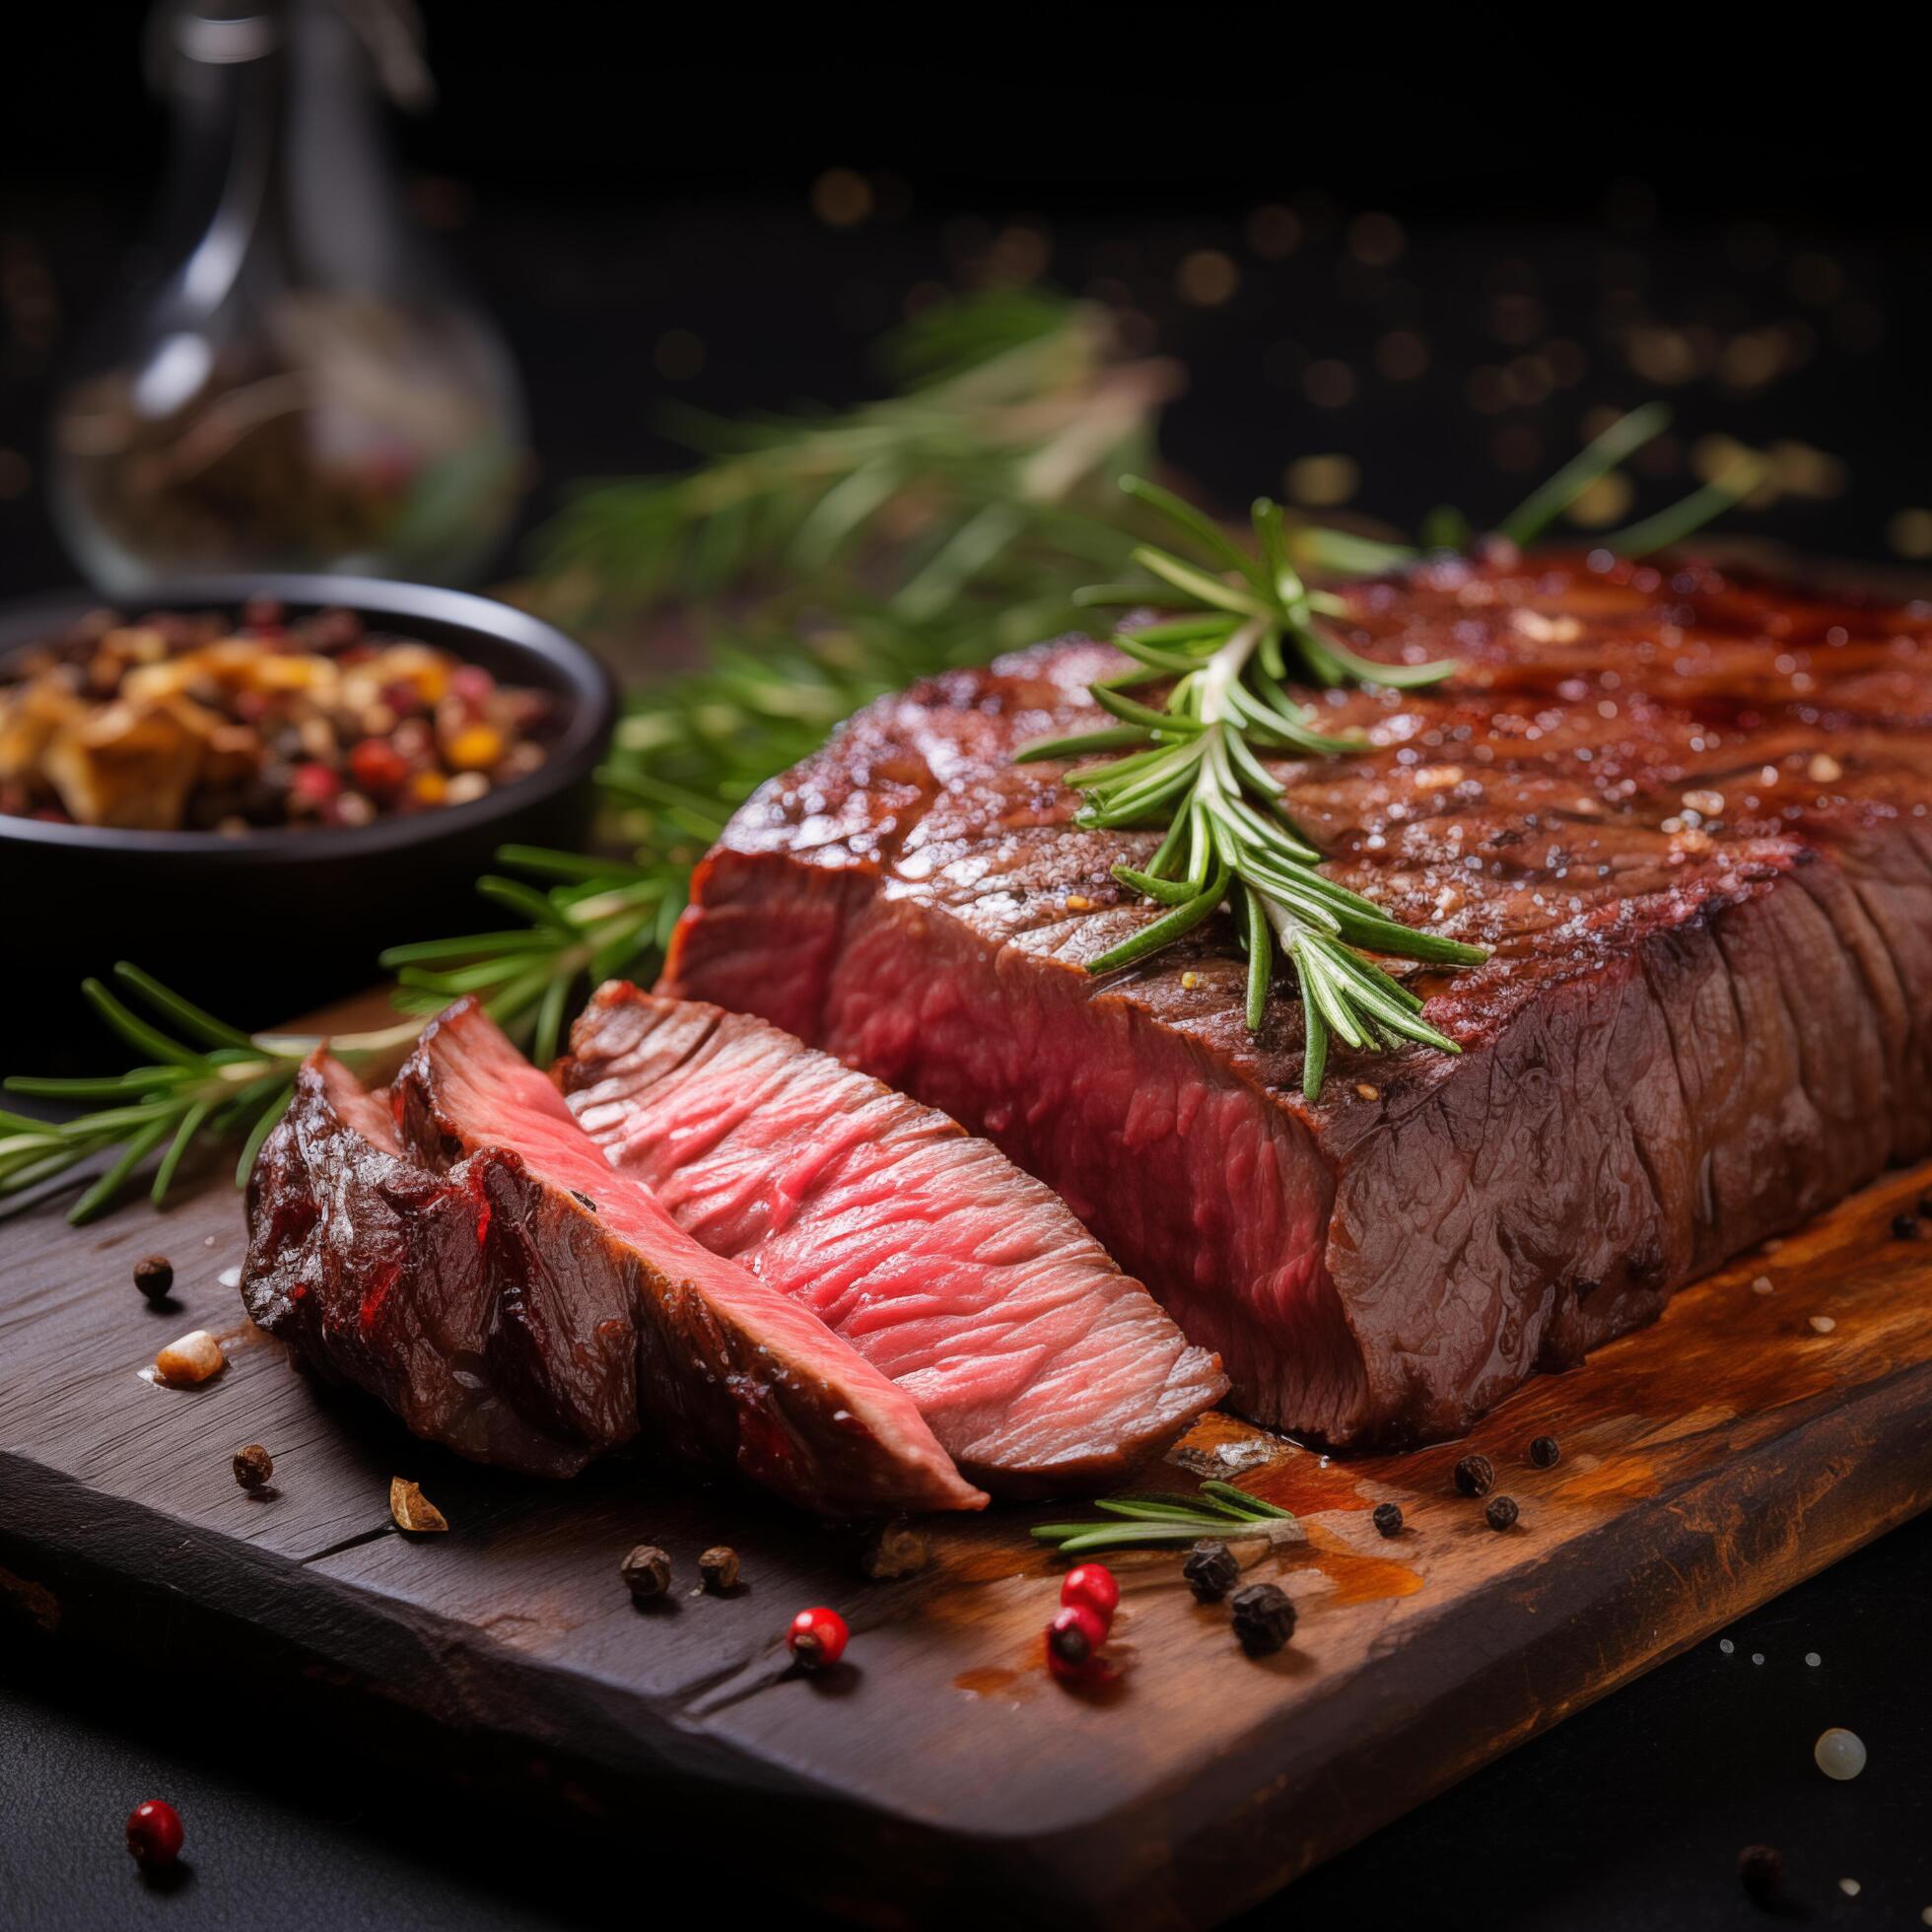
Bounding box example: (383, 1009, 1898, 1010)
(0, 575, 616, 1068)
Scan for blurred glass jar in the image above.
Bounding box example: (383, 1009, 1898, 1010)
(49, 0, 527, 590)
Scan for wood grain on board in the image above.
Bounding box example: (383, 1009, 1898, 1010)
(2, 994, 1929, 1929)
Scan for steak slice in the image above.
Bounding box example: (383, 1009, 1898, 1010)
(557, 983, 1227, 1495)
(242, 1050, 594, 1478)
(392, 997, 985, 1514)
(662, 550, 1932, 1446)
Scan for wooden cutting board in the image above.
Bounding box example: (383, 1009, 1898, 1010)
(3, 1003, 1929, 1930)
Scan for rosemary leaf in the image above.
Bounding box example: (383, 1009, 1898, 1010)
(1602, 450, 1768, 557)
(1496, 402, 1671, 546)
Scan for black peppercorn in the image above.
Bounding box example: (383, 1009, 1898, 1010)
(620, 1544, 672, 1603)
(698, 1546, 739, 1593)
(1229, 1582, 1296, 1656)
(1453, 1453, 1495, 1497)
(1485, 1495, 1520, 1532)
(232, 1443, 274, 1492)
(1372, 1501, 1404, 1538)
(133, 1255, 174, 1304)
(1528, 1434, 1561, 1469)
(1182, 1538, 1240, 1603)
(1737, 1843, 1783, 1905)
(1891, 1212, 1921, 1240)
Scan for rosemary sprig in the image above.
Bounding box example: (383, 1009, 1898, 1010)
(1020, 476, 1489, 1098)
(1017, 405, 1760, 1093)
(1032, 1480, 1299, 1555)
(1, 965, 421, 1223)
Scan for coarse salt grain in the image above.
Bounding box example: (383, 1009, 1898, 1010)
(1751, 1276, 1774, 1294)
(1806, 1652, 1822, 1667)
(1809, 753, 1843, 783)
(1815, 1728, 1867, 1780)
(1752, 1652, 1765, 1666)
(1809, 1315, 1836, 1334)
(1840, 1879, 1861, 1898)
(1719, 1638, 1735, 1654)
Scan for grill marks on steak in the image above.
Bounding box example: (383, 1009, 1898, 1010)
(661, 551, 1932, 1444)
(242, 1051, 596, 1478)
(391, 998, 985, 1514)
(557, 984, 1226, 1495)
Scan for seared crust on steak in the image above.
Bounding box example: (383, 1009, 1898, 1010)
(242, 1051, 596, 1478)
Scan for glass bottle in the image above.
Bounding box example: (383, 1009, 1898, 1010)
(48, 0, 527, 590)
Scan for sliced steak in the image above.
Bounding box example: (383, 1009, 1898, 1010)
(392, 997, 985, 1514)
(242, 1050, 594, 1478)
(557, 983, 1227, 1495)
(662, 550, 1932, 1446)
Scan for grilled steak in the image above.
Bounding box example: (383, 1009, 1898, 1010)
(663, 550, 1932, 1445)
(242, 1050, 593, 1478)
(558, 983, 1227, 1495)
(392, 998, 986, 1513)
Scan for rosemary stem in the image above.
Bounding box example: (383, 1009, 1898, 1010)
(1199, 616, 1265, 723)
(250, 1016, 424, 1062)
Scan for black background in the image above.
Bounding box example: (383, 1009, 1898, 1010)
(2, 12, 1929, 1930)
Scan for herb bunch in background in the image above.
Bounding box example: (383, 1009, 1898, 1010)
(534, 289, 1178, 648)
